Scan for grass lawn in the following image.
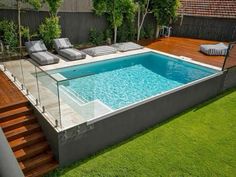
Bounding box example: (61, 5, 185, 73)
(48, 88, 236, 177)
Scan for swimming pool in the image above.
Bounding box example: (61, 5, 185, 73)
(51, 52, 218, 112)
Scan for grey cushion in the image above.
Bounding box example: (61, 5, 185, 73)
(25, 40, 47, 54)
(112, 42, 143, 52)
(58, 48, 86, 60)
(200, 43, 228, 56)
(53, 38, 73, 51)
(82, 46, 117, 57)
(30, 51, 59, 65)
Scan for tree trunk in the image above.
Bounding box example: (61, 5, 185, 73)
(136, 6, 141, 41)
(114, 25, 117, 44)
(136, 0, 150, 41)
(155, 24, 160, 39)
(17, 0, 22, 55)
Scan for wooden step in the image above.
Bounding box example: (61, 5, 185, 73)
(0, 100, 29, 113)
(10, 132, 45, 151)
(5, 123, 40, 141)
(25, 161, 58, 177)
(14, 141, 49, 161)
(0, 105, 33, 123)
(0, 115, 36, 132)
(19, 151, 54, 173)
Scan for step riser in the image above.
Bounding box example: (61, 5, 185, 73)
(16, 145, 49, 161)
(7, 127, 41, 141)
(12, 137, 45, 151)
(2, 118, 37, 132)
(0, 101, 29, 114)
(22, 156, 54, 173)
(0, 110, 33, 123)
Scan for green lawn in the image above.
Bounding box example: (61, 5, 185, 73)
(48, 88, 236, 177)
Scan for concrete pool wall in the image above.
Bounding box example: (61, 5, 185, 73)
(35, 67, 236, 167)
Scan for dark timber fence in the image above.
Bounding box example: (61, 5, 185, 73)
(0, 9, 107, 44)
(1, 9, 236, 43)
(172, 16, 236, 42)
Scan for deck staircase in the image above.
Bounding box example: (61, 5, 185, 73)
(0, 100, 58, 177)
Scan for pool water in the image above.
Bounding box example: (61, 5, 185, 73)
(54, 52, 217, 110)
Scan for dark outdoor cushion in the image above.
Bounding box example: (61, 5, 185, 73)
(53, 38, 73, 51)
(58, 48, 86, 60)
(25, 40, 47, 54)
(112, 42, 143, 52)
(82, 46, 117, 57)
(31, 51, 59, 65)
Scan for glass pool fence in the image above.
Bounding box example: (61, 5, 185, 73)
(0, 48, 96, 129)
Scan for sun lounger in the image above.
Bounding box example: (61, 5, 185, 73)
(25, 40, 59, 66)
(53, 38, 86, 60)
(82, 46, 117, 57)
(200, 43, 228, 56)
(111, 42, 143, 52)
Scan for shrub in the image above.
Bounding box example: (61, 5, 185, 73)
(89, 28, 105, 46)
(117, 20, 136, 42)
(0, 19, 18, 50)
(39, 16, 61, 48)
(21, 26, 30, 41)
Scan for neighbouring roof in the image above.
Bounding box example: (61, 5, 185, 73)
(179, 0, 236, 19)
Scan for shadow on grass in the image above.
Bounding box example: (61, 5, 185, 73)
(46, 87, 236, 177)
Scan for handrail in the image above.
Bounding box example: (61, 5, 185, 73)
(222, 42, 236, 71)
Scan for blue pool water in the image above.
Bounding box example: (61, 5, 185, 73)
(52, 52, 217, 110)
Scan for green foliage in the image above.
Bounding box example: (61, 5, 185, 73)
(117, 19, 136, 42)
(39, 16, 61, 48)
(0, 20, 18, 49)
(24, 0, 43, 10)
(93, 0, 137, 42)
(45, 0, 63, 16)
(21, 26, 30, 41)
(89, 28, 105, 46)
(143, 24, 155, 39)
(152, 0, 181, 25)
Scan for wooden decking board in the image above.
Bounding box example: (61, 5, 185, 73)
(0, 71, 27, 107)
(139, 37, 225, 68)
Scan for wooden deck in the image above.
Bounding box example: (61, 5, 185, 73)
(0, 71, 27, 108)
(140, 37, 225, 68)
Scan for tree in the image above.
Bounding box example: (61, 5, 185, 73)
(136, 0, 152, 41)
(93, 0, 136, 43)
(45, 0, 63, 17)
(152, 0, 180, 38)
(16, 0, 43, 52)
(38, 0, 63, 48)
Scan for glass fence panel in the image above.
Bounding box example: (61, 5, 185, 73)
(58, 75, 97, 129)
(21, 59, 40, 102)
(36, 67, 61, 128)
(2, 49, 25, 85)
